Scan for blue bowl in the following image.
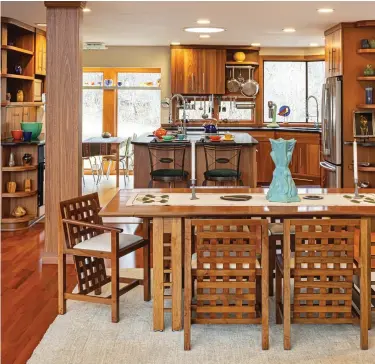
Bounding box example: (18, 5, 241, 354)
(23, 131, 33, 142)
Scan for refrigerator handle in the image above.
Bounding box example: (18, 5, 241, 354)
(321, 83, 330, 155)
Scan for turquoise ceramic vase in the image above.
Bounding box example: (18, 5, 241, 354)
(266, 138, 300, 203)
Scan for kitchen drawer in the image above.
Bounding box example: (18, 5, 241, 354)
(22, 107, 36, 122)
(34, 79, 43, 102)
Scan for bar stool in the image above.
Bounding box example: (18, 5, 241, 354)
(148, 144, 189, 188)
(184, 218, 269, 350)
(275, 219, 362, 349)
(202, 144, 243, 186)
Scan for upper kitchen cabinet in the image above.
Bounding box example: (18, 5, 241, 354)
(171, 47, 226, 94)
(35, 30, 46, 76)
(325, 27, 343, 78)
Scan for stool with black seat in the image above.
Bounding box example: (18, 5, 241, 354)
(148, 143, 189, 188)
(202, 143, 243, 186)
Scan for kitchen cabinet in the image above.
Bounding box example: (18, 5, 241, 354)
(171, 48, 225, 94)
(22, 107, 36, 122)
(325, 28, 342, 78)
(6, 107, 23, 130)
(35, 32, 46, 76)
(276, 131, 321, 185)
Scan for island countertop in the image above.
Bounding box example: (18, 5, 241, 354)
(132, 132, 258, 145)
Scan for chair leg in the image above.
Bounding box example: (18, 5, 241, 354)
(239, 179, 244, 186)
(111, 252, 120, 323)
(58, 252, 66, 315)
(143, 242, 151, 301)
(202, 179, 207, 186)
(269, 240, 276, 296)
(106, 159, 112, 180)
(148, 180, 153, 188)
(184, 219, 192, 351)
(120, 160, 126, 186)
(275, 261, 282, 324)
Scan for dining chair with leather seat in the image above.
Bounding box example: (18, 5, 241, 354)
(59, 192, 151, 323)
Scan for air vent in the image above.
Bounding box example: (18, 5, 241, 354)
(83, 42, 107, 50)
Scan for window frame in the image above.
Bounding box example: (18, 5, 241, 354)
(260, 55, 325, 124)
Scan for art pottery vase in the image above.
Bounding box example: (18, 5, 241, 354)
(14, 64, 23, 75)
(233, 51, 246, 62)
(11, 206, 27, 218)
(22, 153, 32, 166)
(24, 179, 31, 192)
(6, 182, 16, 193)
(364, 64, 375, 76)
(8, 152, 15, 167)
(266, 138, 300, 203)
(16, 90, 24, 102)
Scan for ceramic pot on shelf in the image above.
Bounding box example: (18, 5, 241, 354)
(14, 64, 23, 75)
(16, 90, 24, 102)
(6, 182, 16, 193)
(8, 152, 16, 167)
(22, 153, 32, 166)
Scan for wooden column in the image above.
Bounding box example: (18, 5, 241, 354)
(44, 1, 85, 253)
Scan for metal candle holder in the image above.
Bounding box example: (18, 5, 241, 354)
(190, 179, 199, 200)
(353, 179, 361, 199)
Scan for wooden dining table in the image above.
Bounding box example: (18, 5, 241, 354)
(82, 136, 126, 187)
(99, 187, 375, 349)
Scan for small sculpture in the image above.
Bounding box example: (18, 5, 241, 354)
(267, 101, 280, 128)
(14, 64, 23, 75)
(8, 152, 15, 167)
(16, 90, 24, 102)
(11, 206, 27, 218)
(24, 179, 31, 192)
(266, 138, 300, 203)
(364, 64, 375, 76)
(7, 182, 16, 193)
(22, 153, 32, 166)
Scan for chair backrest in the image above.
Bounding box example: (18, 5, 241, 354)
(203, 144, 242, 176)
(60, 192, 109, 294)
(148, 143, 186, 175)
(60, 192, 103, 249)
(122, 136, 132, 156)
(191, 218, 268, 324)
(285, 219, 360, 324)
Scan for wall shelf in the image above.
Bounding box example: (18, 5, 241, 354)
(1, 101, 45, 107)
(358, 166, 375, 172)
(1, 73, 34, 81)
(225, 61, 259, 66)
(356, 104, 375, 109)
(357, 76, 375, 81)
(1, 45, 33, 55)
(1, 214, 36, 224)
(2, 191, 37, 198)
(2, 165, 38, 172)
(357, 49, 375, 54)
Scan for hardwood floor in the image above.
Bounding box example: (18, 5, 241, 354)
(1, 176, 138, 364)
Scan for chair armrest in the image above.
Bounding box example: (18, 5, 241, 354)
(62, 218, 123, 233)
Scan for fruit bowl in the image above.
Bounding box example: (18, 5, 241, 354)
(209, 135, 222, 141)
(162, 135, 175, 141)
(20, 122, 43, 139)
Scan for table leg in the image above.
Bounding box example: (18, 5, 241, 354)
(171, 218, 182, 331)
(116, 147, 120, 188)
(360, 217, 370, 350)
(153, 217, 164, 331)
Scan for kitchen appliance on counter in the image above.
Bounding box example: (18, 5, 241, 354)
(320, 76, 342, 188)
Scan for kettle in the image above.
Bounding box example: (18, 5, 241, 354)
(203, 120, 218, 134)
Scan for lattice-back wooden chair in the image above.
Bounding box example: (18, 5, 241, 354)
(202, 144, 243, 186)
(184, 218, 269, 350)
(148, 143, 189, 187)
(59, 192, 150, 323)
(275, 219, 363, 350)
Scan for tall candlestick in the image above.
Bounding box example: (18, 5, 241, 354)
(191, 140, 196, 180)
(353, 140, 358, 180)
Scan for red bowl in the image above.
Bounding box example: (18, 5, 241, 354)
(11, 130, 23, 140)
(209, 135, 221, 141)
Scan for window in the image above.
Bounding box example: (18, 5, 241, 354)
(263, 60, 325, 123)
(117, 72, 161, 138)
(82, 72, 104, 140)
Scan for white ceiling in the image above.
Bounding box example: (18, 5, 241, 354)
(2, 1, 375, 47)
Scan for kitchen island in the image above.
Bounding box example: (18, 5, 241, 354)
(132, 132, 258, 188)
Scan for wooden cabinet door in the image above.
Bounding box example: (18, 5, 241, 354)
(215, 49, 226, 94)
(171, 48, 199, 94)
(23, 107, 36, 122)
(199, 49, 216, 94)
(7, 107, 23, 131)
(35, 33, 44, 75)
(332, 29, 342, 76)
(325, 33, 333, 78)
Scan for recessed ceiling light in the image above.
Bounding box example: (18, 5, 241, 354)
(184, 27, 225, 33)
(251, 43, 261, 47)
(197, 19, 210, 25)
(83, 8, 91, 12)
(171, 42, 181, 45)
(317, 8, 334, 13)
(283, 28, 296, 33)
(309, 43, 319, 47)
(200, 34, 210, 39)
(36, 23, 47, 27)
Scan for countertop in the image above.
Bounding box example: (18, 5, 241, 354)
(1, 136, 45, 146)
(132, 132, 258, 145)
(161, 125, 322, 134)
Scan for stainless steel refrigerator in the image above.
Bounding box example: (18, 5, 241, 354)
(320, 76, 342, 188)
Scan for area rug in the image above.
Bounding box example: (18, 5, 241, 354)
(28, 269, 375, 364)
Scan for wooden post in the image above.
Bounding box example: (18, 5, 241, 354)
(44, 1, 85, 253)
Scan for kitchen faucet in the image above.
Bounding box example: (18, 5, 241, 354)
(306, 95, 319, 129)
(169, 94, 187, 135)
